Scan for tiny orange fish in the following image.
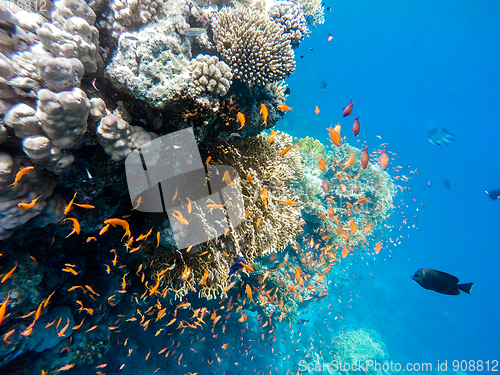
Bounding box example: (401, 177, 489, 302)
(279, 144, 297, 157)
(269, 129, 276, 143)
(74, 203, 94, 209)
(18, 196, 42, 210)
(317, 157, 326, 171)
(261, 188, 268, 205)
(1, 263, 17, 283)
(172, 210, 189, 225)
(277, 104, 292, 112)
(0, 293, 10, 325)
(261, 104, 268, 125)
(64, 193, 77, 215)
(104, 218, 131, 239)
(205, 156, 211, 165)
(281, 199, 298, 205)
(375, 241, 382, 254)
(237, 112, 245, 129)
(61, 218, 80, 238)
(200, 267, 209, 286)
(10, 166, 34, 188)
(315, 106, 320, 115)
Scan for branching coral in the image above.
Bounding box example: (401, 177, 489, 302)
(211, 7, 295, 86)
(149, 132, 304, 300)
(188, 54, 233, 98)
(109, 0, 163, 37)
(297, 0, 325, 26)
(269, 2, 309, 48)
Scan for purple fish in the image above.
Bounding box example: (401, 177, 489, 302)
(342, 100, 354, 117)
(352, 116, 360, 136)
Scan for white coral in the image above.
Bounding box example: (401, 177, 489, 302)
(188, 54, 232, 97)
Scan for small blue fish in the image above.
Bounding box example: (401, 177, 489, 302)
(228, 256, 246, 277)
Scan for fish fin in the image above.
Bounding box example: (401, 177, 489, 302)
(457, 282, 473, 294)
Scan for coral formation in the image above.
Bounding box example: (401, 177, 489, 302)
(109, 0, 163, 37)
(297, 0, 325, 26)
(269, 2, 309, 48)
(105, 24, 191, 108)
(37, 56, 85, 92)
(96, 113, 157, 161)
(188, 54, 233, 97)
(150, 131, 304, 299)
(36, 0, 102, 74)
(212, 7, 295, 86)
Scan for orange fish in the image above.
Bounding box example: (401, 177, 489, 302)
(223, 170, 234, 186)
(379, 150, 389, 170)
(281, 199, 298, 205)
(261, 188, 268, 205)
(74, 203, 94, 209)
(61, 218, 80, 238)
(57, 364, 75, 372)
(18, 196, 42, 210)
(317, 157, 325, 171)
(0, 293, 10, 325)
(341, 246, 349, 259)
(237, 112, 245, 129)
(327, 125, 340, 147)
(1, 263, 17, 283)
(200, 267, 209, 286)
(245, 284, 253, 302)
(269, 129, 276, 143)
(205, 156, 211, 165)
(104, 218, 131, 238)
(315, 106, 320, 115)
(279, 144, 297, 157)
(9, 166, 34, 188)
(277, 104, 292, 112)
(364, 224, 372, 233)
(349, 219, 357, 234)
(375, 241, 382, 254)
(64, 193, 77, 215)
(260, 104, 268, 125)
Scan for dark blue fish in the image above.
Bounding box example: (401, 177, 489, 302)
(412, 268, 473, 295)
(443, 179, 451, 190)
(319, 81, 327, 89)
(228, 256, 246, 277)
(486, 189, 500, 200)
(428, 128, 455, 147)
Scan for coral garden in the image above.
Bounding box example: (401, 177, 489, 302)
(0, 0, 413, 373)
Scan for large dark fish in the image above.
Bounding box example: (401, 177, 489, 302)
(486, 189, 500, 200)
(411, 268, 473, 295)
(228, 256, 246, 277)
(428, 128, 455, 147)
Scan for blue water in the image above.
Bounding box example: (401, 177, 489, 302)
(283, 0, 500, 370)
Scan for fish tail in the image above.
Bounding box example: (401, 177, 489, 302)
(457, 282, 473, 294)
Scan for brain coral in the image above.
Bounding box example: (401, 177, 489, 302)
(211, 7, 295, 86)
(150, 132, 304, 300)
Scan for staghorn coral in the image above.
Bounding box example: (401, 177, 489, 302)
(188, 54, 233, 98)
(211, 7, 295, 87)
(269, 2, 309, 48)
(150, 131, 304, 300)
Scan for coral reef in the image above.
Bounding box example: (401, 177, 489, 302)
(188, 54, 233, 98)
(297, 0, 325, 26)
(150, 131, 304, 299)
(105, 24, 191, 108)
(211, 7, 295, 86)
(269, 2, 309, 48)
(37, 56, 85, 92)
(96, 113, 157, 161)
(109, 0, 163, 37)
(333, 329, 388, 374)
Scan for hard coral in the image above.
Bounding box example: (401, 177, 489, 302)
(269, 2, 309, 48)
(211, 7, 295, 86)
(150, 132, 304, 300)
(188, 54, 233, 98)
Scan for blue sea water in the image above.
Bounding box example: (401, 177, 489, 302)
(283, 0, 500, 372)
(1, 1, 499, 374)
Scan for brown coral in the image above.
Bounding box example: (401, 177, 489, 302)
(149, 132, 304, 300)
(211, 7, 296, 87)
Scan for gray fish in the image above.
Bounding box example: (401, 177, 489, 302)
(428, 128, 455, 147)
(183, 27, 206, 36)
(443, 179, 451, 190)
(411, 268, 473, 295)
